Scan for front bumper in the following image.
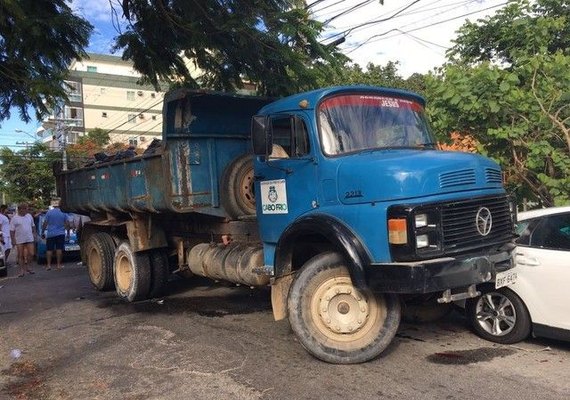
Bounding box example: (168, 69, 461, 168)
(366, 248, 512, 294)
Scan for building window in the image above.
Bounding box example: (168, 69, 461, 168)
(128, 114, 137, 124)
(151, 93, 156, 98)
(87, 66, 97, 72)
(64, 107, 83, 127)
(152, 115, 157, 120)
(129, 137, 138, 147)
(67, 132, 79, 144)
(102, 112, 108, 118)
(127, 91, 135, 101)
(65, 81, 81, 102)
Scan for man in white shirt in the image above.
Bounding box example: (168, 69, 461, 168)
(10, 203, 37, 277)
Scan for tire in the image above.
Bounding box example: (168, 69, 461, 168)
(402, 296, 453, 324)
(220, 154, 256, 219)
(465, 287, 531, 344)
(114, 242, 151, 302)
(148, 249, 169, 298)
(287, 252, 401, 364)
(85, 233, 116, 290)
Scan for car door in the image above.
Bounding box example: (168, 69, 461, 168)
(254, 114, 317, 245)
(514, 212, 570, 330)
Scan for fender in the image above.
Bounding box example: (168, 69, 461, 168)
(274, 214, 371, 289)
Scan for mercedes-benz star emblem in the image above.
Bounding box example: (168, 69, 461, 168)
(475, 207, 493, 236)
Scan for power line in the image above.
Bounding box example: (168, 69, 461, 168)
(345, 1, 507, 54)
(323, 0, 377, 25)
(323, 0, 424, 44)
(101, 98, 164, 136)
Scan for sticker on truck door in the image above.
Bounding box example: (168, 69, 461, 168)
(260, 179, 288, 214)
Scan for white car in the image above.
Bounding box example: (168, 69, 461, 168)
(465, 206, 570, 344)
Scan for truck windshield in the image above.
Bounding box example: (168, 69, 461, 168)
(318, 94, 435, 156)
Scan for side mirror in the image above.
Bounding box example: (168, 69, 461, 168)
(251, 115, 273, 156)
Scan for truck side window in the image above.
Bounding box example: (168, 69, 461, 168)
(270, 115, 310, 158)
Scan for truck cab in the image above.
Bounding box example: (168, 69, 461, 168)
(251, 86, 515, 362)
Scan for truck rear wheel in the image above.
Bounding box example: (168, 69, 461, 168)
(85, 233, 116, 291)
(221, 154, 256, 219)
(114, 242, 151, 302)
(288, 252, 401, 364)
(148, 249, 169, 298)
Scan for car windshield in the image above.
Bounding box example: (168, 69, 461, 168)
(318, 94, 435, 156)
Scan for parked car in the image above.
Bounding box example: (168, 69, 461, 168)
(35, 212, 81, 264)
(465, 206, 570, 344)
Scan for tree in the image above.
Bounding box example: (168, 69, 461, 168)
(113, 0, 347, 96)
(0, 0, 93, 123)
(0, 143, 60, 207)
(318, 60, 428, 96)
(78, 128, 111, 147)
(66, 128, 114, 167)
(426, 0, 570, 206)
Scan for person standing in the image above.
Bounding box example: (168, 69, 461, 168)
(10, 203, 37, 277)
(42, 198, 70, 271)
(0, 205, 13, 263)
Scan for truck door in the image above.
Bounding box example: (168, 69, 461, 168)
(254, 114, 317, 244)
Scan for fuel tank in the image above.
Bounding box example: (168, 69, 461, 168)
(187, 242, 269, 287)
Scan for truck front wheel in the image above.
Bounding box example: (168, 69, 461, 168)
(288, 252, 401, 364)
(114, 242, 151, 302)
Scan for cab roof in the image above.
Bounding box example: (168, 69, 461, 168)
(257, 85, 426, 115)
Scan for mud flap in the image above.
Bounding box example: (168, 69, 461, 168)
(271, 273, 295, 321)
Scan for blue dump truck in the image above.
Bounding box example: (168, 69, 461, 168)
(56, 86, 516, 363)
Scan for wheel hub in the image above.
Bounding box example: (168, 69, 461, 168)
(318, 283, 369, 334)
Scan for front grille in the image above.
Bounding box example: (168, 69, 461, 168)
(441, 195, 514, 254)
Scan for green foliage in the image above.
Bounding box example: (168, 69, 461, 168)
(0, 0, 93, 123)
(427, 0, 570, 207)
(319, 60, 429, 96)
(79, 128, 111, 147)
(0, 143, 60, 208)
(114, 0, 346, 97)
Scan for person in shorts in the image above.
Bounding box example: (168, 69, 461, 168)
(42, 198, 70, 271)
(10, 203, 37, 277)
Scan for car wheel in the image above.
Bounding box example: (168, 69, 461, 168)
(465, 287, 531, 344)
(288, 251, 401, 364)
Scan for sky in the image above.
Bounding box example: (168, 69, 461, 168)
(0, 0, 507, 150)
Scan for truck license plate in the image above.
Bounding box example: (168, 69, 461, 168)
(495, 270, 517, 289)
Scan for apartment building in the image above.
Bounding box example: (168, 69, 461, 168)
(44, 53, 168, 148)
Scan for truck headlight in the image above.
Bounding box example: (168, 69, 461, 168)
(415, 213, 428, 228)
(416, 234, 429, 248)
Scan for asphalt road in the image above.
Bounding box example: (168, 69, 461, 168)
(1, 257, 569, 400)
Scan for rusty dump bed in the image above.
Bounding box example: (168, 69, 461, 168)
(56, 89, 273, 217)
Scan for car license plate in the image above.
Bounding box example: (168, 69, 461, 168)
(495, 270, 517, 289)
(65, 244, 80, 252)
